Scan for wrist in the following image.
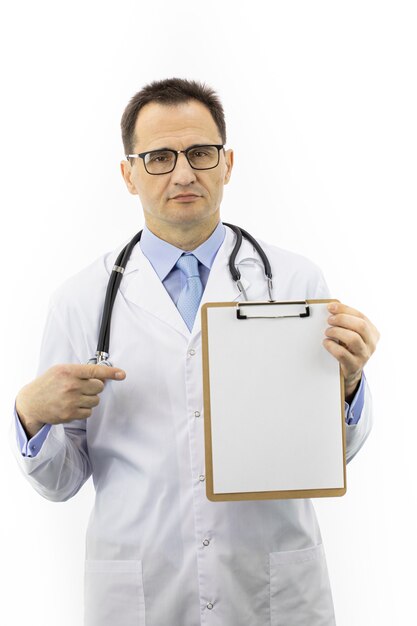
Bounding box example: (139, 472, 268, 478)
(344, 374, 362, 404)
(16, 387, 45, 437)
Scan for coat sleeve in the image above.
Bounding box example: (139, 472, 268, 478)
(310, 266, 373, 464)
(10, 297, 92, 502)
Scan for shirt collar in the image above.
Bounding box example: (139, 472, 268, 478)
(139, 221, 226, 281)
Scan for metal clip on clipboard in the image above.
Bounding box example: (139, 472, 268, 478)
(236, 301, 310, 320)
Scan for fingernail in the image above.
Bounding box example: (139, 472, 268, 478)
(328, 303, 337, 313)
(115, 371, 125, 379)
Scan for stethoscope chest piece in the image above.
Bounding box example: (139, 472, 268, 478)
(88, 352, 113, 367)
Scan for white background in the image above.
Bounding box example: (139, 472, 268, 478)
(1, 1, 415, 624)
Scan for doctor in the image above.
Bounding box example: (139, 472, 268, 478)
(13, 78, 379, 626)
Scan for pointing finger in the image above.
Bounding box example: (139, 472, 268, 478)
(72, 364, 126, 381)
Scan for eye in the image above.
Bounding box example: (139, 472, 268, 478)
(148, 151, 174, 163)
(189, 149, 209, 159)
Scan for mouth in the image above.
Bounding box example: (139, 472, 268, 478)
(171, 194, 201, 202)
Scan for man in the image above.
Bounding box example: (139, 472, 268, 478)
(13, 78, 379, 625)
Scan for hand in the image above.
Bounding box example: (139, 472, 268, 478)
(323, 302, 380, 402)
(16, 364, 126, 437)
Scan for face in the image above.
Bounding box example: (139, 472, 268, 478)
(120, 100, 233, 233)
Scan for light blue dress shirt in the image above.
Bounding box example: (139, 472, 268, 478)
(15, 221, 364, 457)
(140, 221, 226, 303)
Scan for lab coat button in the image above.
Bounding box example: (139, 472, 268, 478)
(203, 539, 210, 546)
(194, 411, 201, 417)
(199, 475, 205, 482)
(207, 602, 213, 610)
(189, 349, 196, 356)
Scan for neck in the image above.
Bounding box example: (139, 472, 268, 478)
(144, 215, 220, 250)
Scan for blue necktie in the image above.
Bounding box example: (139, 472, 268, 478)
(175, 254, 203, 331)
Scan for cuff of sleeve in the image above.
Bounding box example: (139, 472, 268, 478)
(14, 405, 52, 457)
(344, 372, 366, 425)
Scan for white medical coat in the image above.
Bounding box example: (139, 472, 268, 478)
(13, 226, 373, 625)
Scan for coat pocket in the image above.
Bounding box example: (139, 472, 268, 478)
(84, 559, 145, 626)
(269, 544, 336, 626)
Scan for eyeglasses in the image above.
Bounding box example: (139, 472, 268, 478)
(126, 144, 224, 175)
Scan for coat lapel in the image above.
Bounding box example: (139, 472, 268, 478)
(118, 241, 190, 338)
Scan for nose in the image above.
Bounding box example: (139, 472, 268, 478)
(170, 152, 197, 186)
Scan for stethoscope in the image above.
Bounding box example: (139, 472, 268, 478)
(88, 223, 273, 366)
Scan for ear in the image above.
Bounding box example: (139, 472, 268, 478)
(120, 160, 138, 195)
(223, 149, 234, 185)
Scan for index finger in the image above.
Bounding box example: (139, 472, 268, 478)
(72, 364, 126, 380)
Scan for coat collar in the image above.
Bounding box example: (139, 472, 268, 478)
(107, 226, 254, 340)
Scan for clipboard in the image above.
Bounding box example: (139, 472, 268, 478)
(201, 299, 346, 501)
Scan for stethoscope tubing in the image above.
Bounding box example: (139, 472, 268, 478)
(223, 223, 272, 281)
(92, 224, 273, 364)
(97, 230, 143, 357)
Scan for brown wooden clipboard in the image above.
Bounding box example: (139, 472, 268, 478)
(201, 299, 346, 501)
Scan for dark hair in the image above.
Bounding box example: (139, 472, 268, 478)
(121, 77, 227, 155)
